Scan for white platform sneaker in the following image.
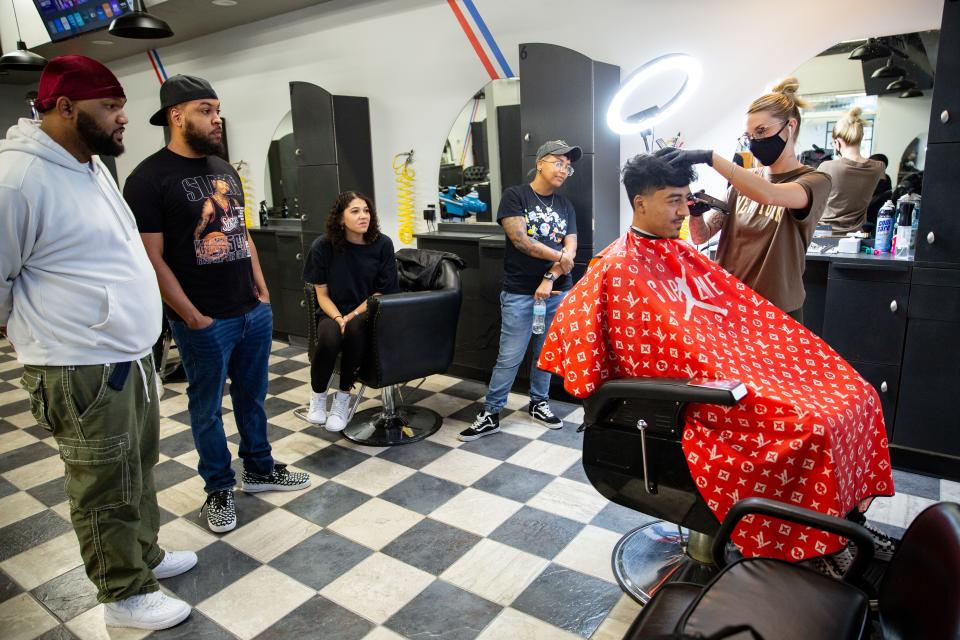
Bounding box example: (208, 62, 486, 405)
(152, 550, 198, 579)
(307, 391, 327, 424)
(103, 591, 191, 630)
(325, 391, 352, 432)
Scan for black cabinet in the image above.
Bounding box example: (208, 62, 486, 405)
(914, 142, 960, 265)
(249, 228, 309, 339)
(290, 82, 337, 166)
(928, 0, 960, 145)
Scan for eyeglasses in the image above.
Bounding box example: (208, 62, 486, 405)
(737, 119, 789, 149)
(544, 160, 575, 176)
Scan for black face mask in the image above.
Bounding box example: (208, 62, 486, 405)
(748, 120, 789, 166)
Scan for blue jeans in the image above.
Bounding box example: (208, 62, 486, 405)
(169, 302, 274, 493)
(484, 291, 564, 415)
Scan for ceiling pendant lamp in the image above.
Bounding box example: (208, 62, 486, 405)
(0, 0, 47, 72)
(108, 0, 174, 39)
(900, 88, 923, 98)
(849, 38, 890, 61)
(872, 57, 905, 79)
(886, 77, 916, 92)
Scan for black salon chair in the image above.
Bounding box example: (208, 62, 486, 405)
(623, 498, 960, 640)
(340, 252, 462, 446)
(581, 377, 747, 603)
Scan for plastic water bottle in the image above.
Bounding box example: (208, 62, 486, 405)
(875, 201, 895, 253)
(532, 300, 546, 335)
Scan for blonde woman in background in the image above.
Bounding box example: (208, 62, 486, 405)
(660, 77, 832, 322)
(817, 107, 887, 234)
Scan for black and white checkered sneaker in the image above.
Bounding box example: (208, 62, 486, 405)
(529, 400, 563, 429)
(241, 463, 311, 493)
(201, 489, 236, 533)
(862, 522, 898, 561)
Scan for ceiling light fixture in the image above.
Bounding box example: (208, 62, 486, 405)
(899, 88, 923, 98)
(606, 53, 702, 136)
(92, 40, 115, 46)
(885, 77, 916, 92)
(0, 0, 47, 72)
(871, 57, 905, 79)
(108, 0, 174, 39)
(212, 0, 238, 5)
(849, 37, 891, 61)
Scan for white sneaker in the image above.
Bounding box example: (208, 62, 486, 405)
(152, 550, 198, 579)
(103, 591, 191, 630)
(325, 391, 352, 432)
(307, 391, 327, 424)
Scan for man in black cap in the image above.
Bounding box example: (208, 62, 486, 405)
(459, 139, 580, 441)
(124, 75, 310, 534)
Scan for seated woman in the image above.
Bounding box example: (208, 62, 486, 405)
(538, 153, 893, 562)
(302, 191, 399, 431)
(817, 107, 887, 234)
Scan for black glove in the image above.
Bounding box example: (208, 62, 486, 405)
(686, 196, 711, 217)
(655, 146, 714, 167)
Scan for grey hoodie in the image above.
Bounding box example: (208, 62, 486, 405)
(0, 118, 161, 365)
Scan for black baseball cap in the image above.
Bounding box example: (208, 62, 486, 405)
(535, 139, 583, 163)
(149, 74, 219, 126)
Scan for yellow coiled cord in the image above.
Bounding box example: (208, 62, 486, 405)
(393, 150, 416, 245)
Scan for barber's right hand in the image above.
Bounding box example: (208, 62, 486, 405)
(655, 147, 714, 167)
(187, 314, 214, 330)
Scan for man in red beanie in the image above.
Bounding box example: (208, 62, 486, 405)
(0, 55, 195, 631)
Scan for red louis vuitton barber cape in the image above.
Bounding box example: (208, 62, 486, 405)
(538, 230, 893, 560)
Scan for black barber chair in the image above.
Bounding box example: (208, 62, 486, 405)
(582, 378, 747, 604)
(341, 253, 462, 446)
(624, 498, 960, 640)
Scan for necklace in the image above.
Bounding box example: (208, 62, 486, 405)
(531, 187, 555, 210)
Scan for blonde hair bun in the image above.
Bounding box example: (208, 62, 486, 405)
(847, 105, 863, 119)
(772, 77, 801, 96)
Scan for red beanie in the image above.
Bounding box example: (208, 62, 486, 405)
(35, 55, 125, 112)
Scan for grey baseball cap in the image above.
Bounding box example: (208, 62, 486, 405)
(149, 74, 218, 126)
(535, 139, 583, 163)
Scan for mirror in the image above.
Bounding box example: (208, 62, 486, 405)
(438, 78, 521, 223)
(793, 30, 936, 195)
(263, 110, 297, 219)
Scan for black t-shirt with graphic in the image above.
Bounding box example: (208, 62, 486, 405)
(124, 148, 258, 321)
(302, 234, 400, 316)
(497, 184, 577, 295)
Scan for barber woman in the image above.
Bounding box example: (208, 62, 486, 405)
(669, 77, 832, 322)
(302, 191, 399, 431)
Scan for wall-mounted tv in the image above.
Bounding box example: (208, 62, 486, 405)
(32, 1, 133, 42)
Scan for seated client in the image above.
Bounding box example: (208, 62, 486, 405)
(538, 153, 894, 562)
(303, 191, 400, 431)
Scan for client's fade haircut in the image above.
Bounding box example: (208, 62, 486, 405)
(622, 153, 698, 204)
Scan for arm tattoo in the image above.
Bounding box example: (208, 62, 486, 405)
(502, 216, 559, 261)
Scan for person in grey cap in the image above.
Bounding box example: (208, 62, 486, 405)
(459, 139, 580, 441)
(123, 75, 310, 534)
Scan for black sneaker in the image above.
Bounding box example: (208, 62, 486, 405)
(241, 463, 311, 493)
(458, 411, 500, 441)
(529, 400, 563, 429)
(201, 489, 236, 533)
(862, 522, 898, 561)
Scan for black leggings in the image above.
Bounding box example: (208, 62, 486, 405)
(311, 313, 369, 393)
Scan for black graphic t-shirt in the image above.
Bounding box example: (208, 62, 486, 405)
(497, 184, 577, 295)
(124, 148, 258, 321)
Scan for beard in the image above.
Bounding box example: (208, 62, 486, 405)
(184, 119, 224, 157)
(76, 109, 124, 157)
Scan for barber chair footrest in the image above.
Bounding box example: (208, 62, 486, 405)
(614, 521, 719, 604)
(342, 406, 442, 446)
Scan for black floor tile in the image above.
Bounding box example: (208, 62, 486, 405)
(147, 611, 234, 639)
(32, 565, 98, 622)
(0, 569, 22, 604)
(0, 441, 57, 474)
(398, 385, 435, 406)
(295, 445, 369, 478)
(269, 360, 306, 376)
(159, 429, 200, 459)
(270, 530, 371, 590)
(0, 510, 73, 562)
(441, 379, 488, 401)
(300, 425, 344, 443)
(590, 502, 658, 535)
(35, 627, 77, 640)
(256, 594, 373, 640)
(0, 398, 30, 417)
(264, 396, 300, 418)
(459, 431, 531, 461)
(385, 580, 501, 640)
(229, 491, 276, 528)
(268, 376, 303, 396)
(561, 461, 590, 485)
(512, 564, 622, 637)
(381, 519, 481, 576)
(283, 481, 370, 527)
(378, 440, 451, 470)
(271, 346, 307, 359)
(153, 459, 198, 492)
(380, 473, 463, 516)
(892, 469, 940, 501)
(539, 423, 585, 448)
(23, 425, 51, 440)
(0, 476, 21, 500)
(489, 506, 584, 560)
(26, 477, 67, 507)
(473, 463, 554, 503)
(161, 541, 260, 605)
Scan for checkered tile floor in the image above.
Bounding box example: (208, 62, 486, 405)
(0, 338, 956, 640)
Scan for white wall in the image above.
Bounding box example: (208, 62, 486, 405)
(874, 93, 933, 178)
(3, 0, 944, 242)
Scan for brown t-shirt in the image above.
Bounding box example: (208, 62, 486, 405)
(714, 166, 831, 313)
(817, 157, 886, 234)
